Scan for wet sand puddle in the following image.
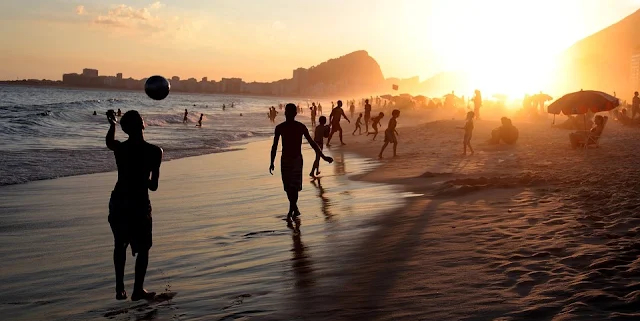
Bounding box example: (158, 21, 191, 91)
(0, 140, 403, 321)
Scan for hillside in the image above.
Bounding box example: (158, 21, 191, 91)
(559, 9, 640, 98)
(294, 50, 385, 95)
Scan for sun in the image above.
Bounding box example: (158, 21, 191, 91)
(400, 0, 577, 101)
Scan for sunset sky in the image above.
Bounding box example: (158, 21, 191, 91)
(1, 0, 639, 86)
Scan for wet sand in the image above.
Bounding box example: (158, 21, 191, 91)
(0, 139, 403, 320)
(301, 113, 640, 320)
(3, 113, 640, 320)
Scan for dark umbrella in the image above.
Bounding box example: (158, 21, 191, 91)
(547, 90, 619, 115)
(414, 95, 428, 103)
(533, 93, 553, 102)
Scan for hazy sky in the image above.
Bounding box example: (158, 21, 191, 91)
(1, 0, 639, 82)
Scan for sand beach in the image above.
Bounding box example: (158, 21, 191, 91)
(2, 107, 640, 320)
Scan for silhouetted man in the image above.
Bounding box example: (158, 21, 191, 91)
(183, 109, 188, 123)
(473, 90, 482, 120)
(327, 100, 350, 147)
(364, 99, 372, 132)
(632, 91, 640, 120)
(270, 103, 333, 220)
(106, 110, 163, 301)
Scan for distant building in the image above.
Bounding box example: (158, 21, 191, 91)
(116, 73, 123, 80)
(201, 77, 208, 82)
(82, 68, 98, 77)
(292, 68, 308, 94)
(221, 78, 243, 93)
(632, 47, 640, 90)
(171, 76, 180, 82)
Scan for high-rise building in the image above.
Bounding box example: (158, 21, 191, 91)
(632, 47, 640, 90)
(116, 73, 123, 79)
(82, 68, 98, 77)
(201, 77, 208, 82)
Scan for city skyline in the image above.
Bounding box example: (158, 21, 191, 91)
(1, 0, 639, 91)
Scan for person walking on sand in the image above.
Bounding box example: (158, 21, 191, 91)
(183, 109, 188, 123)
(457, 111, 475, 155)
(311, 116, 330, 177)
(379, 109, 400, 159)
(364, 99, 372, 133)
(327, 100, 351, 147)
(632, 91, 640, 120)
(106, 110, 162, 301)
(196, 114, 204, 127)
(270, 104, 333, 220)
(352, 113, 363, 135)
(472, 90, 482, 120)
(367, 112, 384, 140)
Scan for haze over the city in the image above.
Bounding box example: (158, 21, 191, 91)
(1, 0, 640, 95)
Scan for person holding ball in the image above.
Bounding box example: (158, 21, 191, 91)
(106, 110, 163, 301)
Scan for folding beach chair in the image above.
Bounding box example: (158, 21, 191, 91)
(582, 116, 608, 150)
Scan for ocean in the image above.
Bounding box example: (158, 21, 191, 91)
(0, 85, 317, 186)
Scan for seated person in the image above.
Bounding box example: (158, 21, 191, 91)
(615, 108, 640, 127)
(569, 115, 606, 149)
(554, 113, 594, 131)
(489, 117, 519, 145)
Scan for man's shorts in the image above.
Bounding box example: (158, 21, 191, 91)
(108, 194, 152, 255)
(281, 156, 303, 192)
(384, 130, 397, 144)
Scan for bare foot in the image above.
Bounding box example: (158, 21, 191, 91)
(341, 142, 346, 146)
(378, 154, 383, 159)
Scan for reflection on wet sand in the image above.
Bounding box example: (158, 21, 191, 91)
(311, 178, 333, 221)
(332, 149, 347, 176)
(287, 219, 315, 291)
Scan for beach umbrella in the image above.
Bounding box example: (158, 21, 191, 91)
(534, 93, 553, 102)
(414, 95, 428, 103)
(547, 90, 619, 115)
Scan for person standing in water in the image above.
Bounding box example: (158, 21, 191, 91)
(457, 111, 475, 155)
(310, 103, 317, 128)
(379, 109, 400, 159)
(117, 109, 122, 117)
(326, 100, 350, 147)
(183, 109, 188, 123)
(106, 110, 162, 301)
(270, 104, 333, 220)
(196, 114, 204, 127)
(363, 99, 372, 133)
